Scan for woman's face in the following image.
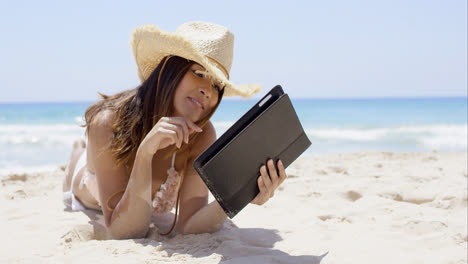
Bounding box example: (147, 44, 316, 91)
(172, 63, 223, 122)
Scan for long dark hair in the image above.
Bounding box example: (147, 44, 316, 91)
(83, 56, 224, 166)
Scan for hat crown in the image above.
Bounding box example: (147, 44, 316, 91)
(176, 22, 234, 76)
(131, 21, 261, 97)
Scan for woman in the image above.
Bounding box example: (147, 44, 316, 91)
(62, 21, 288, 239)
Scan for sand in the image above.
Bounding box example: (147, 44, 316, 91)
(0, 151, 466, 264)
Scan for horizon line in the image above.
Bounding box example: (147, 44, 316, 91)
(0, 95, 467, 104)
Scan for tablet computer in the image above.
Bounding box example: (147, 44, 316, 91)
(193, 85, 311, 218)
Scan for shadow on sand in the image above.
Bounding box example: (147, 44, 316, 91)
(63, 207, 328, 263)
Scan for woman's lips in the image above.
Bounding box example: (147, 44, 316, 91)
(188, 97, 203, 110)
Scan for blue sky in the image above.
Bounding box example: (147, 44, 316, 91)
(0, 0, 466, 102)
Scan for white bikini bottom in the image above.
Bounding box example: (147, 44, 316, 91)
(62, 150, 98, 211)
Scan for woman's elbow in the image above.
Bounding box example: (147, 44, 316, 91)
(179, 220, 224, 235)
(108, 225, 149, 239)
(105, 209, 152, 239)
(106, 215, 150, 239)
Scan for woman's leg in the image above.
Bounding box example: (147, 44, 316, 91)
(63, 139, 86, 192)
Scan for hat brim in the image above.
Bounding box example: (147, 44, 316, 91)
(130, 25, 261, 98)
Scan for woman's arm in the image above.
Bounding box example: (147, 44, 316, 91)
(89, 112, 203, 239)
(177, 121, 287, 234)
(88, 112, 153, 239)
(181, 199, 227, 234)
(107, 149, 154, 238)
(176, 121, 227, 234)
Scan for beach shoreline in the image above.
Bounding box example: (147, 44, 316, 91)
(1, 151, 466, 263)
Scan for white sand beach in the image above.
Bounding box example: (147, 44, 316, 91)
(1, 151, 466, 264)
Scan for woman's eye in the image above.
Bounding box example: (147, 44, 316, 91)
(192, 70, 204, 78)
(212, 84, 221, 93)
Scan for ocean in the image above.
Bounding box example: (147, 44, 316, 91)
(0, 97, 466, 175)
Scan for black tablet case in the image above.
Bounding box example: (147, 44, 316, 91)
(193, 85, 311, 218)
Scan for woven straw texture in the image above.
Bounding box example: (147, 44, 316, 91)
(130, 22, 261, 98)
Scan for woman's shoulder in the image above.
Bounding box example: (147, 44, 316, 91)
(88, 109, 115, 130)
(85, 109, 117, 173)
(88, 109, 115, 141)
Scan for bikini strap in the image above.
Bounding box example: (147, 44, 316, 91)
(160, 152, 183, 236)
(159, 173, 184, 236)
(171, 152, 176, 168)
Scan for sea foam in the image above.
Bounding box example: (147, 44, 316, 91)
(305, 124, 467, 151)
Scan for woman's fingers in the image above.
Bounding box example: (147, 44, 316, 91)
(252, 159, 288, 205)
(167, 117, 203, 144)
(260, 165, 272, 195)
(184, 118, 203, 133)
(162, 123, 183, 148)
(258, 177, 267, 201)
(166, 118, 189, 144)
(277, 160, 287, 184)
(267, 159, 279, 187)
(174, 123, 183, 148)
(266, 159, 279, 198)
(144, 116, 202, 155)
(173, 117, 202, 133)
(252, 177, 267, 205)
(165, 117, 201, 147)
(157, 128, 178, 150)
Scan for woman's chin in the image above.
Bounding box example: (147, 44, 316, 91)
(182, 113, 200, 123)
(171, 110, 197, 122)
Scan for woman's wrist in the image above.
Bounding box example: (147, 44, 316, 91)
(182, 200, 227, 234)
(137, 139, 159, 161)
(136, 148, 152, 163)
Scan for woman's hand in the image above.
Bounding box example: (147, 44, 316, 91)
(251, 159, 287, 205)
(139, 117, 203, 157)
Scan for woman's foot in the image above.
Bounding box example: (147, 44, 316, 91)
(63, 138, 86, 192)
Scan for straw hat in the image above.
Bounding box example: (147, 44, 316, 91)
(130, 21, 262, 98)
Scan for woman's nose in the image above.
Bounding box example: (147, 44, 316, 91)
(199, 84, 212, 98)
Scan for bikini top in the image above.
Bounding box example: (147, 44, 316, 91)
(104, 152, 182, 214)
(151, 152, 181, 214)
(104, 152, 184, 235)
